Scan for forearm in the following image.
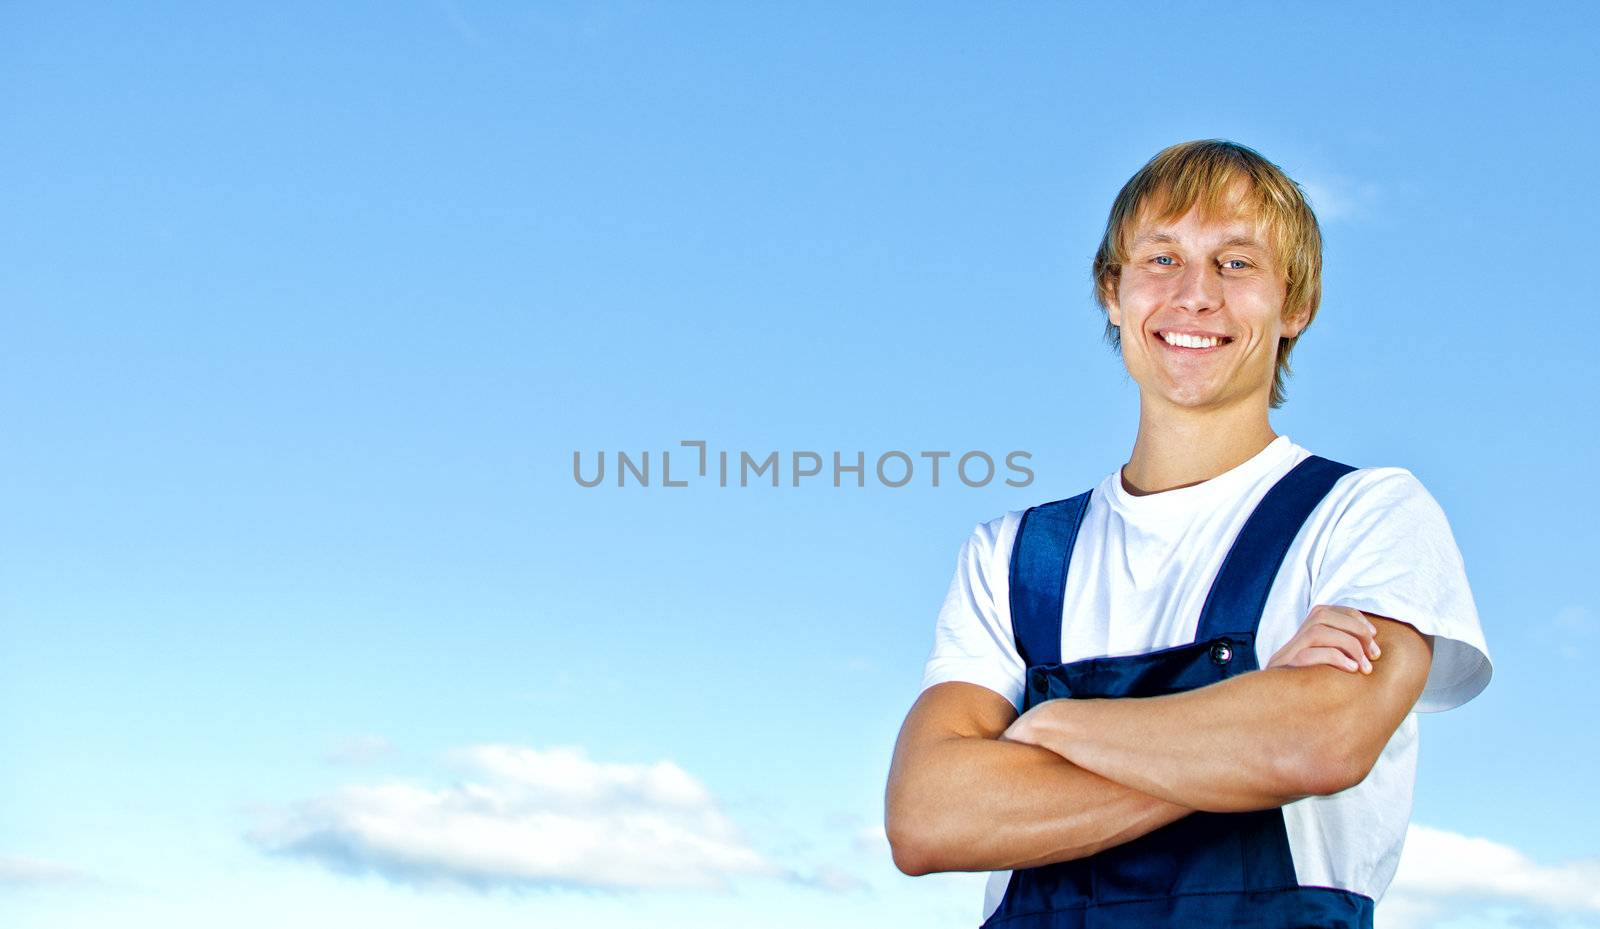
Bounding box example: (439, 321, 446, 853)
(1014, 666, 1361, 813)
(904, 735, 1192, 872)
(887, 720, 1193, 874)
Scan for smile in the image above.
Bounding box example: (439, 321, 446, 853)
(1157, 330, 1234, 350)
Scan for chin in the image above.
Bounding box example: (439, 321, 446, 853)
(1153, 382, 1219, 407)
(1148, 380, 1235, 410)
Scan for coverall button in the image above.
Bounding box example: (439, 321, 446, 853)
(1210, 641, 1233, 665)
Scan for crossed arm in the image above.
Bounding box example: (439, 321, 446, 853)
(884, 612, 1433, 876)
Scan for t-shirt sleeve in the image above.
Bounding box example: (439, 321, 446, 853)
(1307, 469, 1493, 713)
(919, 516, 1028, 712)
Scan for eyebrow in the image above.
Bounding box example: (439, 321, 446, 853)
(1130, 231, 1268, 250)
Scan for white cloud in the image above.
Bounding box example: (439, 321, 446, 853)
(436, 0, 486, 46)
(1554, 605, 1594, 660)
(854, 824, 891, 856)
(793, 865, 870, 893)
(324, 734, 397, 766)
(249, 744, 795, 893)
(1299, 176, 1380, 223)
(0, 855, 91, 886)
(1379, 823, 1600, 927)
(1555, 604, 1593, 632)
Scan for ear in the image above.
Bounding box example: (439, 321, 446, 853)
(1281, 302, 1310, 339)
(1104, 283, 1122, 328)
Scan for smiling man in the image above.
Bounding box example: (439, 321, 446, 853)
(884, 140, 1492, 928)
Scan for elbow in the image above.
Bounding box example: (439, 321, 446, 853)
(885, 811, 941, 877)
(884, 791, 961, 876)
(883, 799, 953, 876)
(889, 837, 934, 877)
(1281, 732, 1376, 798)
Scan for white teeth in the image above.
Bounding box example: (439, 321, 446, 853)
(1161, 331, 1224, 349)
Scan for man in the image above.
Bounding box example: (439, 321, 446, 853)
(884, 140, 1492, 928)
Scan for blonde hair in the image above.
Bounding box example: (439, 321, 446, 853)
(1091, 140, 1323, 409)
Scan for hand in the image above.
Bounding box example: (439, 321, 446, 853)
(999, 701, 1055, 748)
(1267, 604, 1382, 674)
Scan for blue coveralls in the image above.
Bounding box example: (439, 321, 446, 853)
(980, 455, 1375, 929)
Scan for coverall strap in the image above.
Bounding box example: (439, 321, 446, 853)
(1008, 491, 1092, 668)
(1194, 455, 1357, 642)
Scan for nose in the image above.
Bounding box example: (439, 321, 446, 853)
(1173, 259, 1223, 314)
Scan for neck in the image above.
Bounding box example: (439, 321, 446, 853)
(1121, 397, 1280, 496)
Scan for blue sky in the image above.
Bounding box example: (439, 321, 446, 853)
(3, 2, 1598, 927)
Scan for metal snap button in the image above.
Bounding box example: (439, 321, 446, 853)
(1210, 641, 1233, 665)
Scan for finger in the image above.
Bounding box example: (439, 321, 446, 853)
(1269, 632, 1366, 672)
(1309, 606, 1382, 658)
(1302, 627, 1374, 672)
(1270, 622, 1355, 669)
(1312, 604, 1378, 637)
(1290, 645, 1366, 673)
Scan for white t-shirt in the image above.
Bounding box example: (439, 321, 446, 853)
(918, 435, 1493, 921)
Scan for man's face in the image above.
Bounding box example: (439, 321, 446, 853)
(1106, 196, 1306, 414)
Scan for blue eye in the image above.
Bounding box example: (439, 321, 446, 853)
(1223, 259, 1250, 270)
(1153, 255, 1175, 266)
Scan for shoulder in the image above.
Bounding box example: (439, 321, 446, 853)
(950, 490, 1099, 595)
(1320, 465, 1457, 539)
(959, 509, 1023, 576)
(965, 489, 1100, 570)
(1330, 464, 1434, 500)
(1294, 463, 1467, 580)
(1299, 460, 1491, 712)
